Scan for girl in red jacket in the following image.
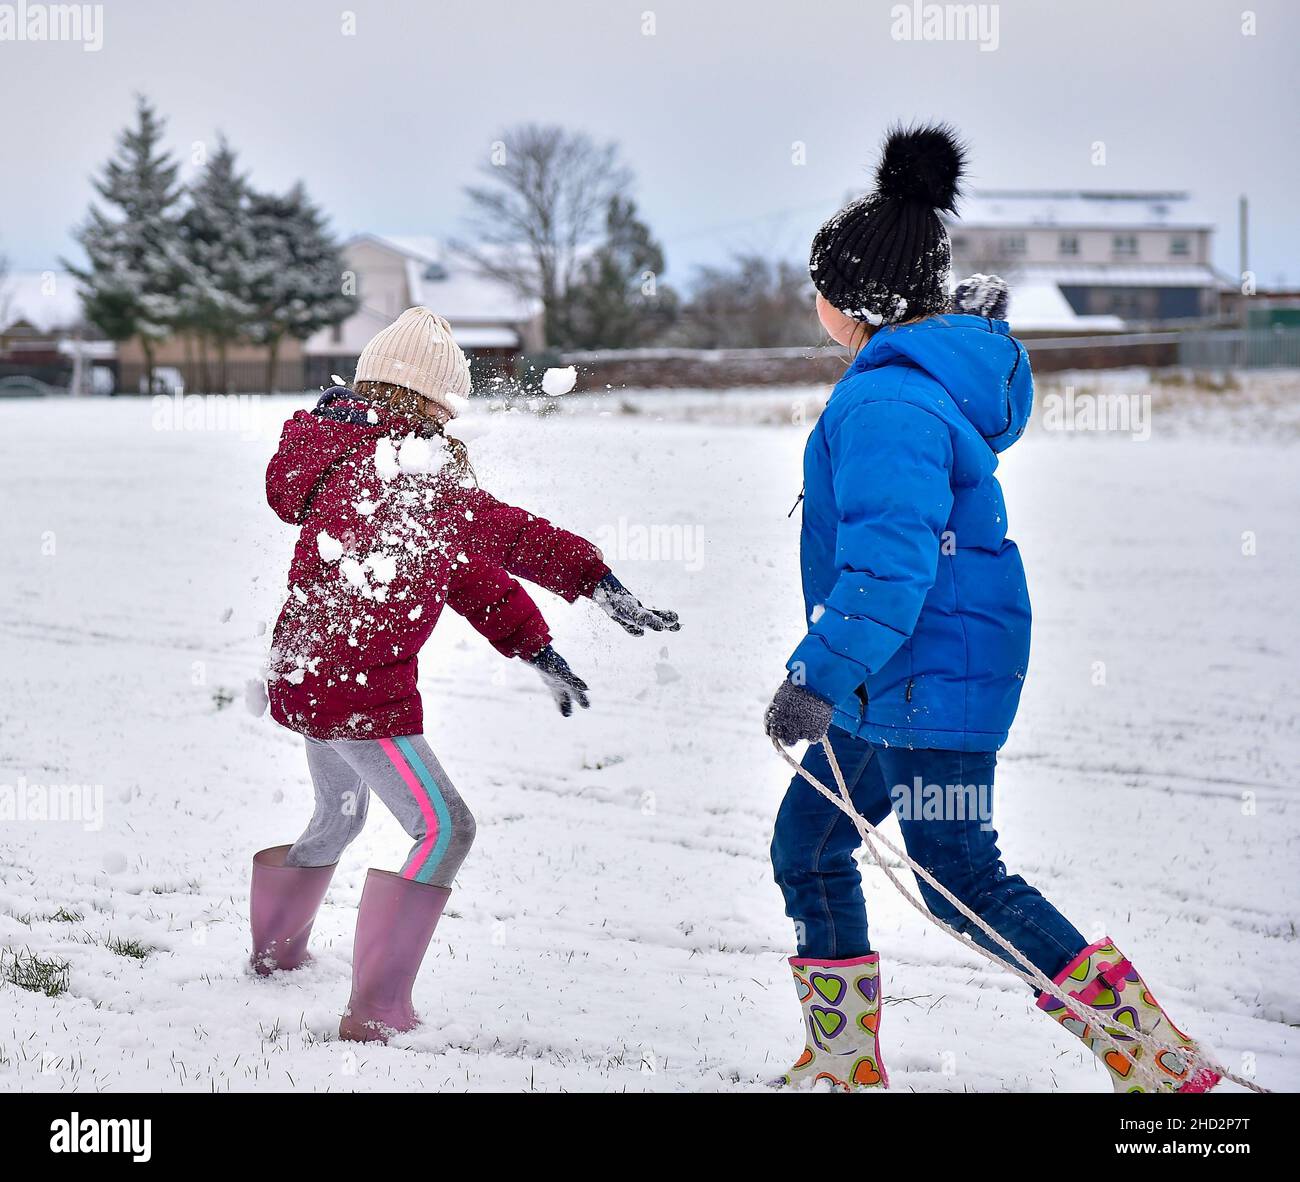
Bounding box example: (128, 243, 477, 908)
(250, 307, 678, 1043)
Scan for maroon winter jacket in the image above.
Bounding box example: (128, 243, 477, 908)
(265, 392, 609, 739)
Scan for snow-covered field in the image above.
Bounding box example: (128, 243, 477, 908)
(2, 375, 1298, 1093)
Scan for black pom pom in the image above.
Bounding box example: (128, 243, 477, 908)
(874, 122, 966, 213)
(953, 273, 1009, 319)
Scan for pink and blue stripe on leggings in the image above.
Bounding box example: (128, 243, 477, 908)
(378, 736, 454, 884)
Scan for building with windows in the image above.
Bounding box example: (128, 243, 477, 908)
(945, 191, 1229, 331)
(0, 269, 115, 392)
(303, 234, 544, 386)
(111, 234, 544, 393)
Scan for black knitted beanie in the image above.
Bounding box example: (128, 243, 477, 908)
(810, 123, 966, 325)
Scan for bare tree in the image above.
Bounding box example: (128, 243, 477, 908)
(676, 254, 816, 348)
(456, 124, 632, 347)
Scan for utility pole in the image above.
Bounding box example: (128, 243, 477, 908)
(1238, 195, 1249, 280)
(1238, 195, 1249, 330)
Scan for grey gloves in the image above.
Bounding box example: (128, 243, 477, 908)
(765, 678, 835, 746)
(526, 575, 679, 716)
(525, 645, 591, 717)
(952, 273, 1010, 319)
(594, 573, 680, 636)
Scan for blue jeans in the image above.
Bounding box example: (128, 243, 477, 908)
(770, 727, 1086, 982)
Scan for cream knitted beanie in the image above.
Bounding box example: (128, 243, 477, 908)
(353, 307, 472, 416)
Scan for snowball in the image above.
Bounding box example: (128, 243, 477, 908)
(444, 417, 488, 442)
(244, 678, 269, 716)
(655, 661, 681, 685)
(374, 437, 399, 481)
(443, 392, 470, 417)
(356, 672, 368, 686)
(353, 499, 377, 516)
(317, 530, 344, 562)
(284, 666, 306, 685)
(330, 373, 347, 387)
(398, 434, 447, 475)
(542, 365, 577, 396)
(340, 557, 370, 592)
(367, 552, 398, 584)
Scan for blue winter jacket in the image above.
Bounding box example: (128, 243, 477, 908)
(787, 314, 1034, 752)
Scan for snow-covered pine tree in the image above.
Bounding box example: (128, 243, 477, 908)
(179, 138, 258, 394)
(566, 196, 678, 349)
(247, 182, 356, 393)
(66, 96, 185, 392)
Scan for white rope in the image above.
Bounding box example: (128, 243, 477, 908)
(775, 736, 1270, 1094)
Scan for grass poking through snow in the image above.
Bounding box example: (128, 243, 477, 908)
(2, 948, 72, 997)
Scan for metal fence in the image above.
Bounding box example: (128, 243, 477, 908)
(1177, 328, 1300, 369)
(5, 329, 1300, 397)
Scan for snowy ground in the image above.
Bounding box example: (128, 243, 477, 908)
(2, 373, 1298, 1093)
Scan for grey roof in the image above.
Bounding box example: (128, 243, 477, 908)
(947, 191, 1215, 231)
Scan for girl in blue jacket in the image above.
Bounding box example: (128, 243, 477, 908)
(764, 125, 1217, 1093)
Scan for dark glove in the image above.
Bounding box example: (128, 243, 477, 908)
(525, 644, 590, 717)
(593, 573, 680, 637)
(765, 678, 834, 746)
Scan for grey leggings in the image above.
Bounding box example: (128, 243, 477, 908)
(285, 734, 476, 887)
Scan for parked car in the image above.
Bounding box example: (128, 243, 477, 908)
(0, 374, 62, 397)
(139, 367, 185, 395)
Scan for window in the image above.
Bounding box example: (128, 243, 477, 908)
(1002, 234, 1026, 257)
(1058, 234, 1079, 257)
(331, 322, 343, 345)
(1170, 236, 1190, 257)
(1112, 234, 1138, 258)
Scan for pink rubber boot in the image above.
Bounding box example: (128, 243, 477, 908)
(338, 869, 450, 1043)
(249, 845, 336, 976)
(1038, 938, 1221, 1093)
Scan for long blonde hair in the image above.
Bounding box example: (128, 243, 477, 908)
(352, 379, 475, 483)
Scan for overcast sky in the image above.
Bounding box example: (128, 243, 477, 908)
(2, 0, 1297, 286)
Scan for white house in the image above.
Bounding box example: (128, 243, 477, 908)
(1, 269, 114, 393)
(0, 269, 85, 341)
(304, 234, 544, 379)
(945, 191, 1230, 332)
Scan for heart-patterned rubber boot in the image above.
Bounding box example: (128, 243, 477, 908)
(780, 953, 887, 1090)
(1038, 938, 1220, 1093)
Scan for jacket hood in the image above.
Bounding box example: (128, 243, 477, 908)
(853, 314, 1033, 452)
(266, 388, 428, 525)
